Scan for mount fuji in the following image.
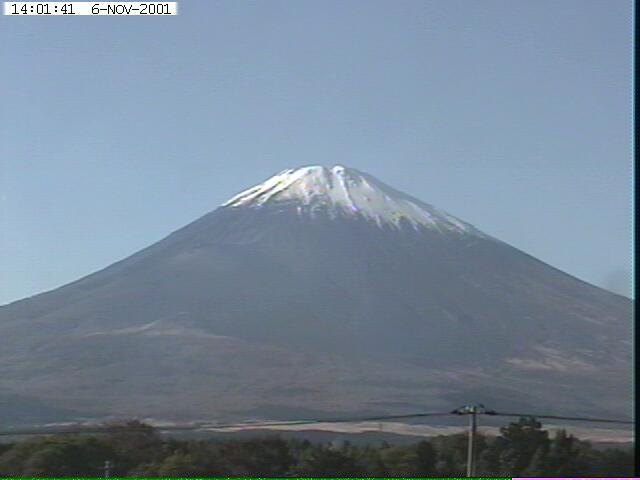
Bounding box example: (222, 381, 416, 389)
(0, 166, 631, 426)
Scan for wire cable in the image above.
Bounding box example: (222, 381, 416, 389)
(0, 411, 454, 437)
(486, 411, 632, 425)
(0, 408, 631, 437)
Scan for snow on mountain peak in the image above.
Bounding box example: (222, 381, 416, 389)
(223, 165, 483, 235)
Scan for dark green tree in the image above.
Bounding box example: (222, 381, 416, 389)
(415, 440, 438, 475)
(520, 445, 549, 476)
(216, 437, 294, 476)
(592, 447, 634, 476)
(0, 418, 631, 477)
(355, 444, 387, 476)
(494, 416, 550, 476)
(0, 435, 113, 476)
(101, 420, 163, 474)
(544, 429, 596, 476)
(379, 444, 419, 476)
(292, 444, 362, 476)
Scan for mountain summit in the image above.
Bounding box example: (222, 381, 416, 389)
(224, 165, 481, 235)
(0, 166, 631, 427)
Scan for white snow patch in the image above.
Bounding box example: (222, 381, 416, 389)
(505, 346, 598, 372)
(223, 165, 485, 235)
(200, 421, 631, 443)
(82, 320, 229, 340)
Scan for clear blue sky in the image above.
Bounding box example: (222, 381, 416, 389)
(0, 0, 633, 305)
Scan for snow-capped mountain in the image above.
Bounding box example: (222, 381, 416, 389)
(0, 166, 631, 427)
(224, 165, 481, 235)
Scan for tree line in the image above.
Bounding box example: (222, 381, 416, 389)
(0, 417, 633, 476)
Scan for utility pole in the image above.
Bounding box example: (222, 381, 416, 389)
(103, 460, 112, 478)
(466, 408, 478, 477)
(451, 404, 488, 478)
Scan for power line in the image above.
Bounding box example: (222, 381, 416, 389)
(450, 404, 632, 478)
(211, 411, 454, 428)
(486, 411, 633, 425)
(0, 405, 630, 480)
(0, 408, 631, 437)
(0, 411, 452, 437)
